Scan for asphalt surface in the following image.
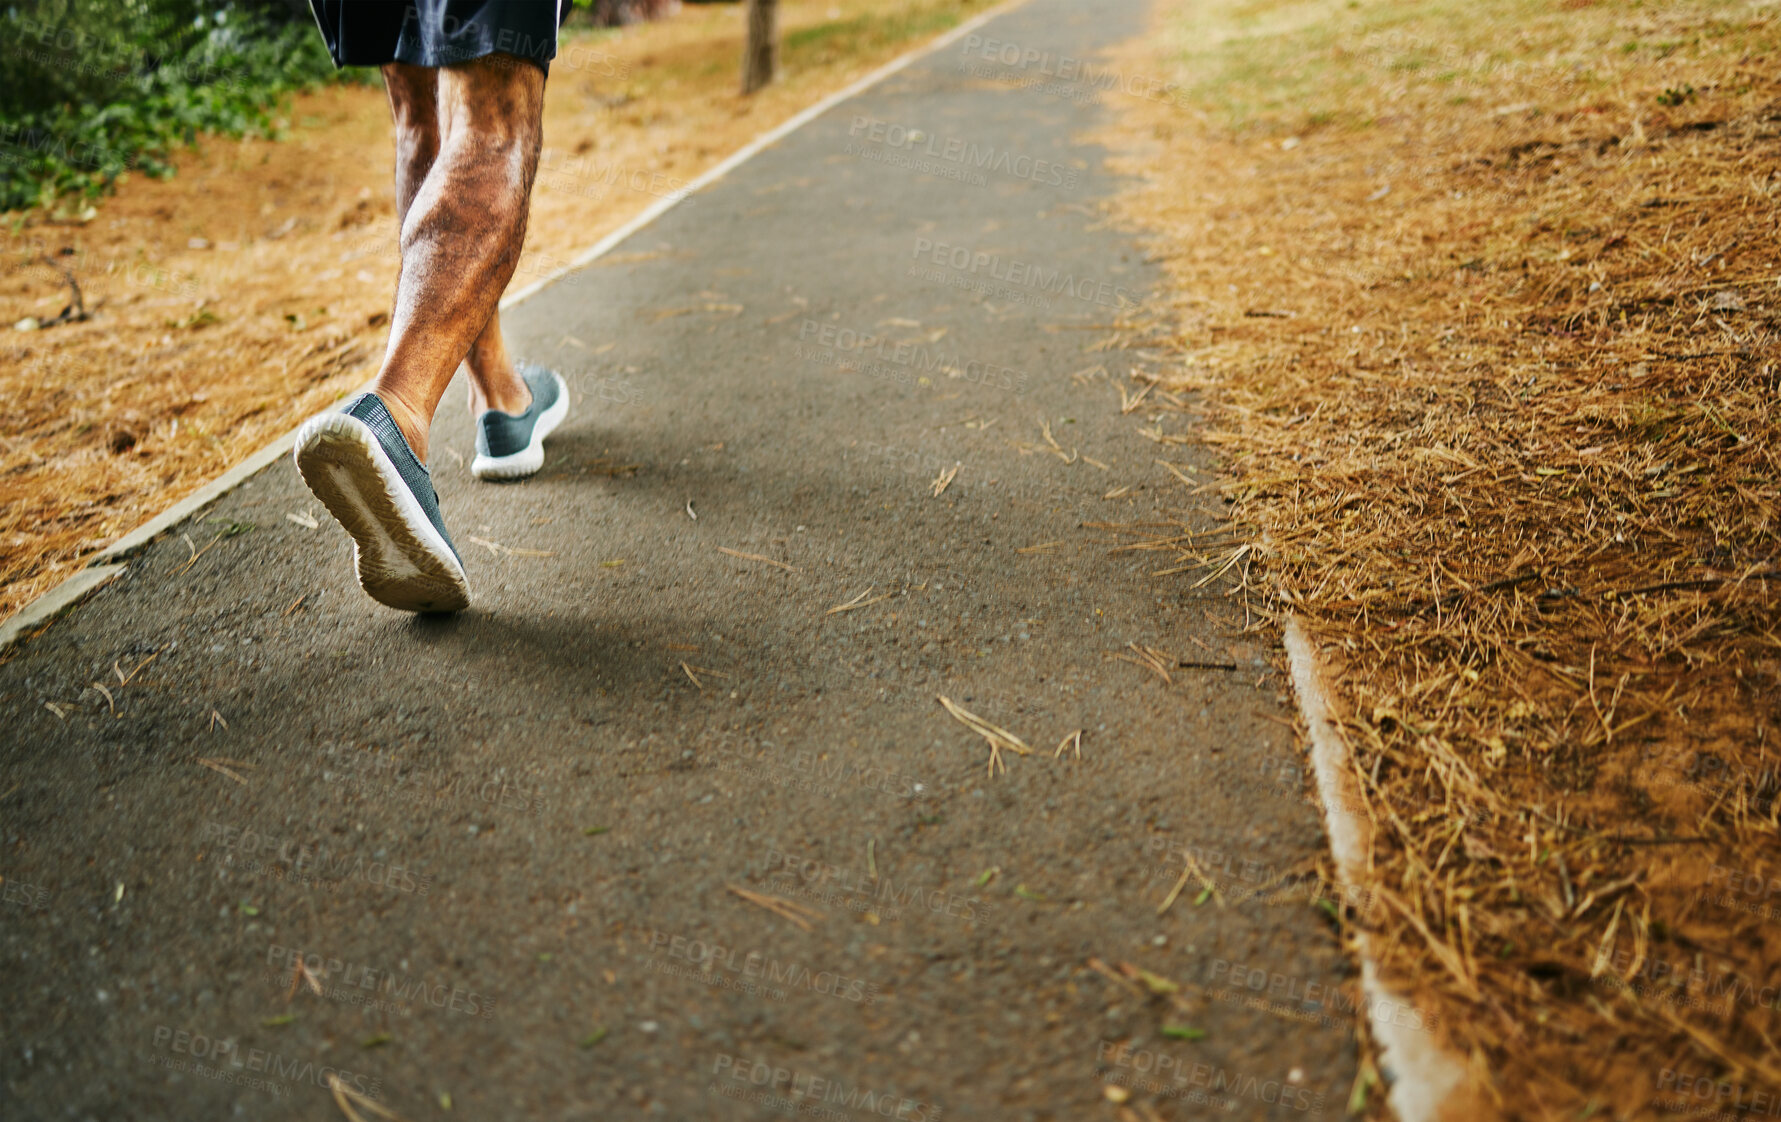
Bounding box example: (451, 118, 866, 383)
(0, 1, 1360, 1118)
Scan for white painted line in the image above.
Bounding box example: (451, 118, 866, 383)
(0, 565, 126, 653)
(1283, 615, 1469, 1121)
(0, 0, 1034, 649)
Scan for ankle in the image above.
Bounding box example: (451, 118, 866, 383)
(470, 368, 533, 416)
(378, 392, 431, 464)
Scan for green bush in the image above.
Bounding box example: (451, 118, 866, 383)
(0, 1, 348, 214)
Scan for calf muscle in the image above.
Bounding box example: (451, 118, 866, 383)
(373, 56, 544, 462)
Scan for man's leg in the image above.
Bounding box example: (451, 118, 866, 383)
(382, 63, 535, 435)
(374, 56, 544, 464)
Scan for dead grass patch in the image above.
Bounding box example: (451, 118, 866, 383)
(1098, 0, 1781, 1115)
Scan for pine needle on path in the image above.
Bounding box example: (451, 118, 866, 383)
(937, 696, 1033, 778)
(726, 884, 823, 931)
(717, 547, 798, 573)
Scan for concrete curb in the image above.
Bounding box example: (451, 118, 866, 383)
(0, 565, 127, 654)
(0, 0, 1033, 654)
(1282, 615, 1474, 1121)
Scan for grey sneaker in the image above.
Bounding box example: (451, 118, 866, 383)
(472, 364, 569, 481)
(293, 393, 469, 613)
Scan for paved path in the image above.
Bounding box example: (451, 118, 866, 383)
(1, 2, 1358, 1118)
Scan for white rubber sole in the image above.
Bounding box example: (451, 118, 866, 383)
(472, 372, 571, 481)
(293, 413, 470, 613)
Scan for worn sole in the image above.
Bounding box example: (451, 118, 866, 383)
(471, 372, 571, 481)
(293, 413, 470, 613)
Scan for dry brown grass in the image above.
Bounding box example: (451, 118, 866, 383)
(1096, 0, 1781, 1116)
(0, 0, 997, 624)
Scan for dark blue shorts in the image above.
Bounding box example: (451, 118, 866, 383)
(309, 0, 572, 73)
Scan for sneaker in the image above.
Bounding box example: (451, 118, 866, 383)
(472, 364, 569, 481)
(293, 392, 470, 613)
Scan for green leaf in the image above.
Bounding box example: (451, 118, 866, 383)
(1347, 1067, 1376, 1114)
(580, 1027, 608, 1048)
(0, 11, 349, 216)
(1160, 1025, 1205, 1040)
(170, 307, 220, 330)
(1135, 968, 1178, 995)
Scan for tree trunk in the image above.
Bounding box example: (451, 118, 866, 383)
(740, 0, 777, 95)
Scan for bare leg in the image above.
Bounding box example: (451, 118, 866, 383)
(374, 57, 543, 464)
(460, 315, 526, 418)
(384, 64, 534, 428)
